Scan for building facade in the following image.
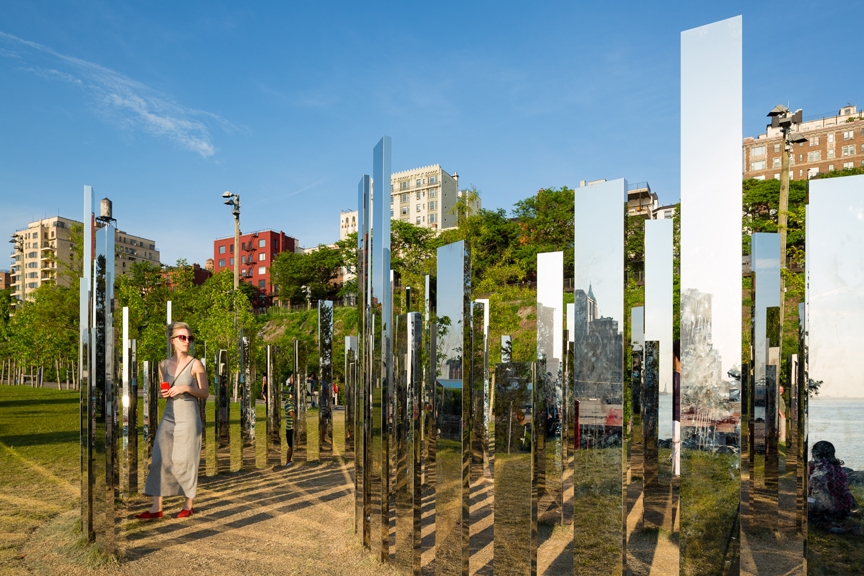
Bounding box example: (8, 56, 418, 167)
(0, 271, 10, 291)
(743, 104, 864, 181)
(9, 215, 160, 302)
(212, 229, 299, 299)
(339, 210, 358, 241)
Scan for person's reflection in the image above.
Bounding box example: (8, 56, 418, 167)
(808, 440, 859, 531)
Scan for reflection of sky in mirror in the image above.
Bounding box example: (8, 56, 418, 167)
(752, 233, 780, 383)
(437, 241, 465, 375)
(645, 220, 673, 394)
(574, 179, 624, 324)
(680, 16, 741, 375)
(809, 175, 864, 398)
(537, 251, 563, 364)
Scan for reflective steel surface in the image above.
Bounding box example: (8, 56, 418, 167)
(319, 301, 334, 459)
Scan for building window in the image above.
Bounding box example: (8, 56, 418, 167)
(828, 149, 835, 159)
(750, 160, 766, 171)
(401, 181, 407, 190)
(401, 206, 408, 215)
(241, 255, 246, 264)
(401, 193, 408, 203)
(430, 176, 436, 184)
(843, 130, 854, 140)
(259, 252, 266, 261)
(828, 164, 835, 172)
(258, 239, 265, 247)
(807, 151, 821, 162)
(230, 245, 234, 253)
(429, 214, 436, 223)
(828, 133, 835, 143)
(241, 242, 246, 250)
(809, 136, 820, 146)
(258, 280, 266, 288)
(772, 157, 781, 168)
(390, 210, 394, 217)
(773, 174, 780, 180)
(429, 189, 436, 198)
(219, 259, 225, 267)
(229, 257, 234, 265)
(844, 161, 854, 169)
(258, 266, 266, 275)
(773, 143, 780, 153)
(416, 204, 421, 212)
(416, 179, 422, 187)
(391, 196, 394, 204)
(416, 191, 421, 200)
(842, 145, 855, 157)
(751, 145, 766, 157)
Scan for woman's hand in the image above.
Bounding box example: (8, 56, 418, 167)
(166, 386, 187, 398)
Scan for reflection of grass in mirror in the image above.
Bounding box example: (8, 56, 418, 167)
(680, 451, 739, 576)
(573, 448, 623, 575)
(494, 452, 531, 574)
(807, 484, 864, 574)
(307, 407, 320, 461)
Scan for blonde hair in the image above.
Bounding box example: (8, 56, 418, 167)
(169, 321, 193, 338)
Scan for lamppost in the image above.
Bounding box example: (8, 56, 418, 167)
(222, 191, 241, 292)
(9, 233, 24, 304)
(766, 105, 807, 338)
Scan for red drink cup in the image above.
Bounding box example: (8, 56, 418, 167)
(161, 382, 170, 393)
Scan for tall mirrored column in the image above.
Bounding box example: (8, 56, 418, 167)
(642, 219, 676, 542)
(435, 240, 471, 576)
(357, 175, 369, 542)
(421, 274, 437, 569)
(240, 335, 254, 469)
(266, 345, 281, 466)
(469, 300, 493, 574)
(368, 136, 392, 561)
(629, 306, 644, 494)
(680, 16, 742, 573)
(493, 360, 536, 576)
(346, 335, 358, 460)
(573, 178, 625, 574)
(396, 312, 422, 575)
(290, 339, 307, 463)
(142, 361, 157, 473)
(128, 340, 138, 491)
(319, 301, 334, 459)
(79, 186, 93, 537)
(806, 174, 864, 571)
(92, 221, 116, 552)
(215, 350, 230, 473)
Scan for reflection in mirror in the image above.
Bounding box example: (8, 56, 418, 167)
(345, 335, 358, 460)
(395, 313, 422, 574)
(501, 336, 512, 363)
(356, 174, 369, 544)
(493, 361, 536, 575)
(807, 174, 864, 571)
(435, 240, 470, 576)
(293, 339, 307, 463)
(266, 345, 281, 466)
(215, 350, 230, 473)
(319, 300, 334, 458)
(79, 187, 93, 536)
(469, 300, 493, 574)
(680, 16, 742, 574)
(573, 179, 625, 573)
(421, 273, 437, 570)
(240, 336, 254, 469)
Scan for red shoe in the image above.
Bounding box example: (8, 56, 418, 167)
(134, 510, 163, 520)
(176, 508, 195, 519)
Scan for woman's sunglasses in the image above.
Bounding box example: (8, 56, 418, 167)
(172, 335, 195, 343)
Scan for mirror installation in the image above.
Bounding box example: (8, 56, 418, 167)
(76, 15, 863, 576)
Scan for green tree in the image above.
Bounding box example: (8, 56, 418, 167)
(270, 246, 342, 304)
(512, 187, 575, 278)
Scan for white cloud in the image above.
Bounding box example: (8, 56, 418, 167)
(0, 31, 238, 157)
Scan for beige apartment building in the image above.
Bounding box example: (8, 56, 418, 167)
(743, 104, 864, 181)
(9, 215, 160, 302)
(339, 164, 481, 239)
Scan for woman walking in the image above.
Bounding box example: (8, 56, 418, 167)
(135, 322, 208, 519)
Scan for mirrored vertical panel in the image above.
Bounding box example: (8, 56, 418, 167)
(630, 306, 644, 450)
(215, 350, 230, 473)
(642, 220, 676, 542)
(573, 179, 625, 574)
(469, 300, 493, 575)
(493, 361, 536, 576)
(142, 360, 157, 472)
(396, 312, 422, 575)
(266, 345, 281, 466)
(680, 16, 742, 573)
(368, 137, 392, 561)
(319, 301, 334, 459)
(128, 340, 138, 492)
(356, 174, 369, 543)
(435, 240, 470, 576)
(806, 174, 864, 571)
(79, 186, 93, 537)
(293, 339, 308, 462)
(346, 335, 358, 460)
(421, 275, 437, 571)
(121, 308, 130, 495)
(240, 335, 254, 469)
(92, 223, 116, 552)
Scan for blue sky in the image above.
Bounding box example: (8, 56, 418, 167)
(2, 1, 862, 266)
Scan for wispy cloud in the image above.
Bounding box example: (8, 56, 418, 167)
(0, 31, 238, 157)
(250, 177, 331, 205)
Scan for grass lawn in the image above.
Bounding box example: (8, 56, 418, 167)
(0, 385, 85, 573)
(806, 484, 864, 575)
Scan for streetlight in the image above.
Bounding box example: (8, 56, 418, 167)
(766, 105, 806, 352)
(222, 191, 241, 291)
(9, 233, 24, 304)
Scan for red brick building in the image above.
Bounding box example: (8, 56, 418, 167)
(213, 230, 299, 302)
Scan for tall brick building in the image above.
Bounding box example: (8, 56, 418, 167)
(743, 104, 864, 181)
(212, 230, 299, 302)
